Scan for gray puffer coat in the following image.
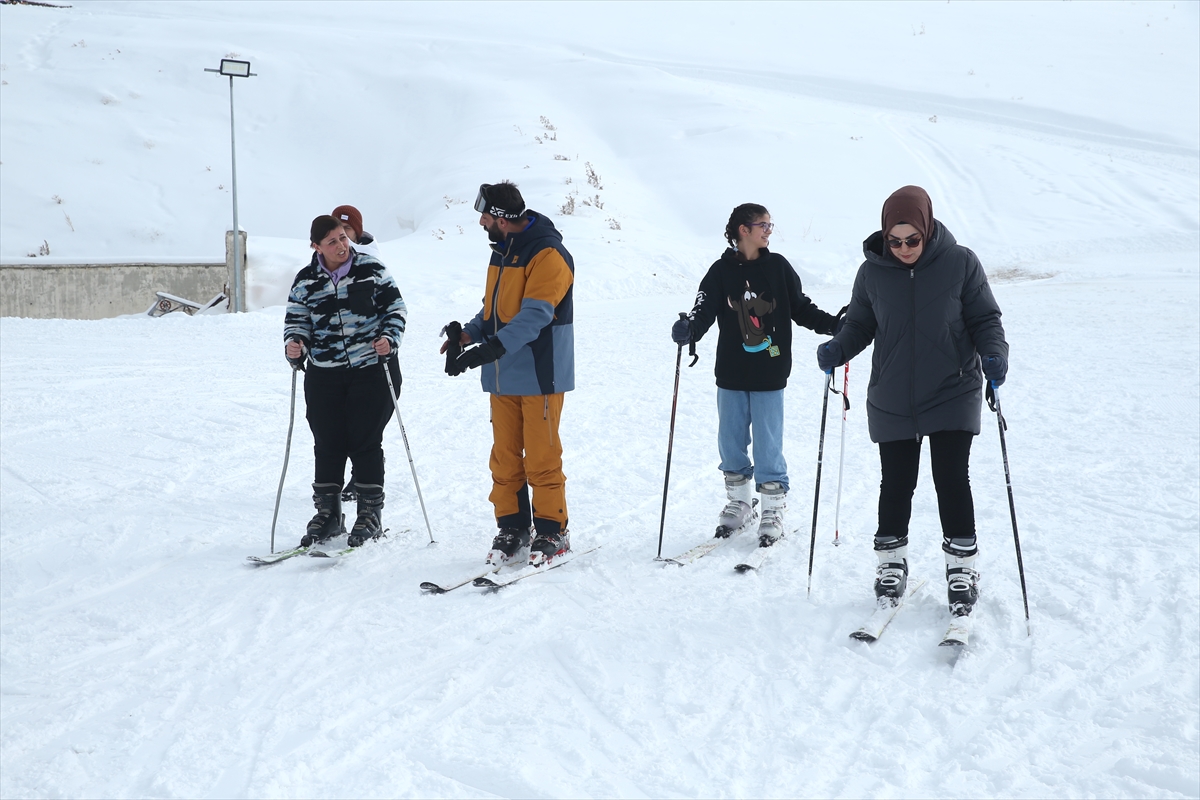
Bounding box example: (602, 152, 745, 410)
(833, 220, 1008, 443)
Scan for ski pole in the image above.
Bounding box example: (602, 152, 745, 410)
(382, 357, 436, 545)
(807, 371, 834, 596)
(269, 366, 299, 554)
(832, 362, 849, 546)
(988, 382, 1031, 636)
(655, 313, 695, 560)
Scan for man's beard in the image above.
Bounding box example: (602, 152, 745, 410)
(485, 222, 504, 243)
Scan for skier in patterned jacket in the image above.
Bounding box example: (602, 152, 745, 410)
(284, 215, 407, 548)
(441, 181, 575, 568)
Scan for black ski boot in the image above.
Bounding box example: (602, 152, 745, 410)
(347, 484, 384, 548)
(873, 537, 908, 605)
(529, 527, 570, 567)
(945, 548, 980, 617)
(486, 526, 532, 566)
(301, 483, 345, 547)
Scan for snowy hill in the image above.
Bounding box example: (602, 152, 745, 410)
(1, 2, 1198, 798)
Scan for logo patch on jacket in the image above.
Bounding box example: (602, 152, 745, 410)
(728, 280, 777, 353)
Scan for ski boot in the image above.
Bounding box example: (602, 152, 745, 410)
(529, 527, 570, 567)
(756, 482, 787, 547)
(944, 539, 979, 616)
(301, 483, 346, 547)
(873, 537, 909, 606)
(716, 472, 756, 538)
(347, 484, 384, 548)
(486, 526, 532, 567)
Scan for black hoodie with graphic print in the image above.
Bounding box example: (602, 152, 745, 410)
(687, 248, 838, 392)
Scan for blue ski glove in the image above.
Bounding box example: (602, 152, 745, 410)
(453, 335, 506, 373)
(671, 317, 692, 345)
(816, 340, 844, 373)
(982, 354, 1007, 387)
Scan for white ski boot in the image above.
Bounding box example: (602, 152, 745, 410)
(716, 473, 756, 538)
(874, 540, 909, 604)
(756, 482, 787, 547)
(945, 549, 980, 617)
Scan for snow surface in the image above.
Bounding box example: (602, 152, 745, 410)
(2, 2, 1198, 798)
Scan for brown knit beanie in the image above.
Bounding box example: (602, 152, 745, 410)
(331, 205, 363, 242)
(881, 186, 933, 241)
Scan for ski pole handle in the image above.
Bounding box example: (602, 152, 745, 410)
(677, 312, 699, 367)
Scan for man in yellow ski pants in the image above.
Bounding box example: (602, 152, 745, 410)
(443, 181, 575, 568)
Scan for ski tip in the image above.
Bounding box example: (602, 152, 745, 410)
(939, 637, 968, 647)
(419, 582, 446, 594)
(472, 577, 500, 588)
(734, 564, 755, 573)
(849, 631, 878, 643)
(308, 550, 332, 558)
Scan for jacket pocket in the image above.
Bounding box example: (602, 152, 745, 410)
(347, 281, 374, 317)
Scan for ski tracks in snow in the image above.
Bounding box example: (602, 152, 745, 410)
(2, 265, 1198, 797)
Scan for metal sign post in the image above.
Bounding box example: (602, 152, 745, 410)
(204, 59, 255, 312)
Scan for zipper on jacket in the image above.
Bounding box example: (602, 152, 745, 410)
(488, 248, 505, 394)
(334, 275, 352, 367)
(910, 267, 919, 441)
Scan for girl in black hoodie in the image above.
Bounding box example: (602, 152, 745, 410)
(672, 204, 842, 548)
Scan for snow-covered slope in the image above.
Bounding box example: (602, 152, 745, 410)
(1, 2, 1198, 798)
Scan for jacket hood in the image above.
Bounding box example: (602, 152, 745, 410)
(862, 219, 956, 270)
(493, 210, 562, 255)
(719, 246, 771, 265)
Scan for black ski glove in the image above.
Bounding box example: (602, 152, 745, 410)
(454, 335, 506, 372)
(671, 316, 692, 345)
(982, 354, 1007, 387)
(816, 340, 844, 373)
(441, 321, 464, 376)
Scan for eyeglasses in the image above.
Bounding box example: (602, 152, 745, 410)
(749, 222, 774, 234)
(886, 235, 922, 249)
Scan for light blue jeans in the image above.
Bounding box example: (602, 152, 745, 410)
(717, 387, 788, 492)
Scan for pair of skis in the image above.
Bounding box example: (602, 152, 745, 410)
(419, 546, 601, 593)
(246, 530, 393, 565)
(659, 523, 793, 573)
(246, 544, 361, 565)
(848, 577, 972, 648)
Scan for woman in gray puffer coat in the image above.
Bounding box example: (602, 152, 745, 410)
(816, 185, 1008, 619)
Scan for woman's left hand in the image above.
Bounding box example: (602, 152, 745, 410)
(373, 337, 392, 356)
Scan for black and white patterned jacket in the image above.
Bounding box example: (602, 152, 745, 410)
(284, 250, 407, 369)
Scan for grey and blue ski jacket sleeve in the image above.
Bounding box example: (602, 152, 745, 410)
(283, 251, 407, 369)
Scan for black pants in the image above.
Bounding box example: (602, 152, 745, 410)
(304, 359, 400, 487)
(876, 430, 976, 554)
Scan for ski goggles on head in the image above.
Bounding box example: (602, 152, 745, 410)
(473, 184, 524, 219)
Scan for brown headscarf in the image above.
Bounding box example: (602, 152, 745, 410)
(881, 185, 933, 242)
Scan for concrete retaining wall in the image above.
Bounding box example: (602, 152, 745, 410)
(0, 232, 246, 320)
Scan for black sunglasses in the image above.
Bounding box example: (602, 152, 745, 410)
(886, 235, 922, 249)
